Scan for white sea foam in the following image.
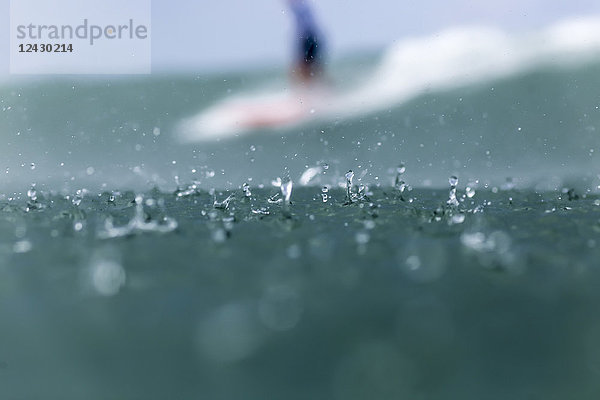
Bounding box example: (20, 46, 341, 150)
(337, 16, 600, 115)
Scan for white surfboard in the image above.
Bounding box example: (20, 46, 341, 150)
(178, 87, 333, 142)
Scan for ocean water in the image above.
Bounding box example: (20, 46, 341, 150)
(2, 17, 600, 399)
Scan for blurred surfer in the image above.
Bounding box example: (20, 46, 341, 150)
(288, 0, 325, 85)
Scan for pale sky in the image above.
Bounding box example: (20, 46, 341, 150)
(1, 0, 600, 75)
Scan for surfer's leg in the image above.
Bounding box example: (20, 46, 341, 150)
(296, 33, 323, 80)
(302, 34, 319, 64)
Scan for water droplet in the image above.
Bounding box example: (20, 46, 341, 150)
(363, 220, 376, 230)
(451, 214, 465, 224)
(299, 166, 322, 185)
(214, 194, 235, 210)
(242, 182, 252, 198)
(27, 187, 37, 202)
(30, 163, 35, 170)
(345, 170, 354, 203)
(259, 286, 303, 331)
(15, 225, 26, 239)
(321, 186, 329, 203)
(72, 189, 84, 206)
(211, 228, 227, 243)
(196, 303, 265, 364)
(446, 176, 459, 207)
(251, 208, 270, 216)
(281, 179, 293, 204)
(355, 231, 370, 245)
(91, 259, 126, 296)
(345, 170, 354, 184)
(267, 193, 281, 204)
(405, 255, 421, 271)
(98, 195, 178, 239)
(13, 240, 32, 254)
(286, 244, 301, 259)
(394, 163, 407, 193)
(271, 177, 282, 187)
(399, 240, 447, 283)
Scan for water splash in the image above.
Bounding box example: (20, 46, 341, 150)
(281, 178, 293, 205)
(345, 170, 354, 204)
(72, 189, 85, 206)
(242, 182, 252, 198)
(465, 186, 476, 199)
(175, 181, 201, 198)
(267, 193, 282, 204)
(394, 163, 406, 191)
(25, 184, 44, 211)
(276, 177, 293, 218)
(251, 207, 270, 216)
(214, 194, 235, 210)
(321, 186, 329, 203)
(394, 163, 413, 201)
(27, 186, 37, 202)
(450, 213, 466, 225)
(98, 195, 178, 239)
(271, 177, 282, 188)
(447, 176, 459, 207)
(355, 184, 370, 202)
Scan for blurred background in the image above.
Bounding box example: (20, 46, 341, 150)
(1, 0, 600, 193)
(2, 0, 600, 75)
